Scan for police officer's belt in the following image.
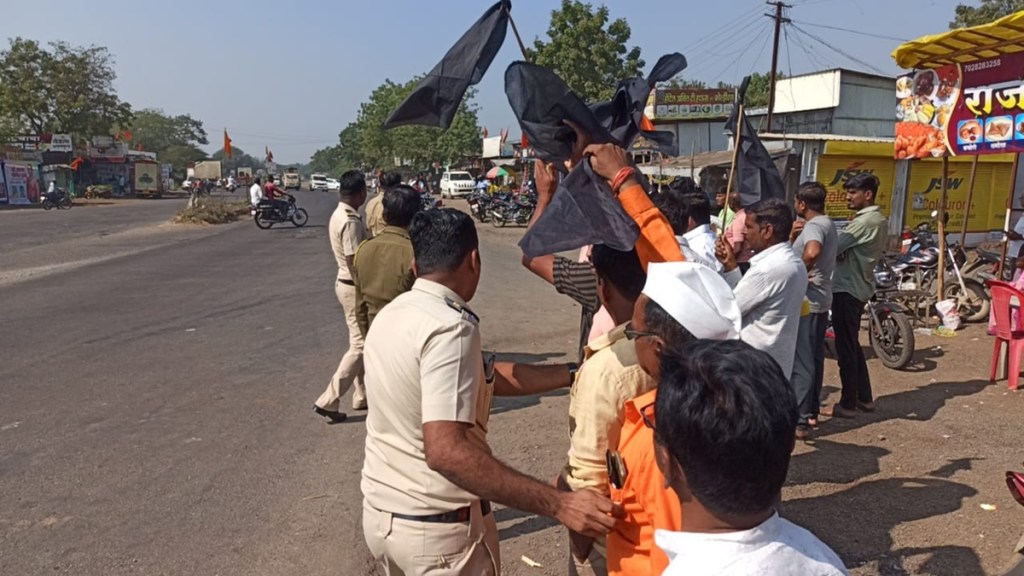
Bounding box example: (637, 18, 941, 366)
(392, 500, 491, 523)
(337, 278, 355, 286)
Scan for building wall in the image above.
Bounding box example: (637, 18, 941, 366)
(833, 72, 897, 138)
(670, 121, 730, 155)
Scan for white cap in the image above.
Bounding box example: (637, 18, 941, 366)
(642, 261, 741, 340)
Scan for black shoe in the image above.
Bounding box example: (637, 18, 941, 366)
(313, 405, 347, 423)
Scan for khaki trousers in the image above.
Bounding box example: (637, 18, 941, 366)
(363, 500, 500, 576)
(316, 280, 365, 411)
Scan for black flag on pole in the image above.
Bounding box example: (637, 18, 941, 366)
(384, 1, 510, 129)
(724, 76, 786, 207)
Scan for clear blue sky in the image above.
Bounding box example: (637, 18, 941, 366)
(4, 0, 954, 164)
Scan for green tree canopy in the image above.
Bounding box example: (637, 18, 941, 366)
(950, 0, 1024, 28)
(0, 38, 132, 140)
(310, 79, 480, 174)
(130, 108, 208, 153)
(528, 0, 644, 102)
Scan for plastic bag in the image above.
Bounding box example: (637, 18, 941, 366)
(935, 299, 961, 331)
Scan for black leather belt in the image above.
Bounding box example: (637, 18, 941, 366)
(391, 500, 491, 523)
(337, 278, 355, 286)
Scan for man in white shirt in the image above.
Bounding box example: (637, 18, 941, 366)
(676, 188, 722, 273)
(652, 186, 719, 271)
(249, 178, 264, 207)
(716, 198, 807, 376)
(652, 339, 847, 576)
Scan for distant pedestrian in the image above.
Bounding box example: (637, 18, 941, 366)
(313, 171, 369, 422)
(364, 171, 402, 238)
(789, 182, 838, 439)
(826, 173, 887, 419)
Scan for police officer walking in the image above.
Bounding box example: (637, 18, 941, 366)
(361, 209, 619, 575)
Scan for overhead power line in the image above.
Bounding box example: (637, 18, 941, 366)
(791, 19, 908, 42)
(790, 23, 889, 75)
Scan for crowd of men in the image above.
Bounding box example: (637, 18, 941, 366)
(308, 135, 888, 575)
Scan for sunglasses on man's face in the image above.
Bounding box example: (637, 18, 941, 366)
(624, 322, 657, 341)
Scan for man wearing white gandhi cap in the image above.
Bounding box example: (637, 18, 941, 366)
(607, 261, 742, 574)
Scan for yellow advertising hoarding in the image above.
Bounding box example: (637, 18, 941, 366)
(818, 155, 897, 221)
(904, 158, 1012, 232)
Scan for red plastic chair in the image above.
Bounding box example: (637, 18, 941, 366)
(988, 280, 1024, 390)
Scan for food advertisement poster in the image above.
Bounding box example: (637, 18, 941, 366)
(896, 53, 1024, 159)
(648, 89, 734, 120)
(818, 156, 896, 221)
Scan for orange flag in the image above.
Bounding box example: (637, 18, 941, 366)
(640, 114, 656, 132)
(123, 129, 133, 142)
(482, 127, 489, 138)
(224, 129, 233, 158)
(521, 133, 528, 148)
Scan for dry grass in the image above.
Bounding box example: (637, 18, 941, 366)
(173, 199, 251, 225)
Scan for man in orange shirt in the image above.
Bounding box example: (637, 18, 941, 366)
(608, 262, 742, 575)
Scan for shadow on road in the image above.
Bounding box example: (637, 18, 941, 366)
(495, 506, 560, 541)
(782, 477, 981, 574)
(788, 439, 890, 487)
(491, 388, 568, 416)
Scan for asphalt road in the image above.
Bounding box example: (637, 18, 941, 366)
(0, 190, 582, 576)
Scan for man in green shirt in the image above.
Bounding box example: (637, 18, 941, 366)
(353, 184, 423, 337)
(828, 173, 888, 419)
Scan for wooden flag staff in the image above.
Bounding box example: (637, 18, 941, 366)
(726, 102, 744, 199)
(505, 6, 531, 61)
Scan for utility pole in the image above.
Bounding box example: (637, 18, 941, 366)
(765, 1, 791, 133)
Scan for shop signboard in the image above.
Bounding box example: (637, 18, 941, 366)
(818, 155, 897, 221)
(0, 164, 7, 204)
(49, 134, 73, 152)
(649, 88, 734, 121)
(896, 52, 1024, 158)
(3, 162, 39, 205)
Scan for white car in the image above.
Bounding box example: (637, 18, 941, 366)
(326, 178, 340, 191)
(439, 171, 475, 198)
(310, 173, 329, 191)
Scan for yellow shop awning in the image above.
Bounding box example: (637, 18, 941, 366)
(892, 10, 1024, 69)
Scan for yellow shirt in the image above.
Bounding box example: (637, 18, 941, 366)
(364, 192, 387, 238)
(562, 323, 656, 494)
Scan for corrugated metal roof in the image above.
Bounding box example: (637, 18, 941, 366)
(638, 148, 792, 169)
(758, 132, 895, 143)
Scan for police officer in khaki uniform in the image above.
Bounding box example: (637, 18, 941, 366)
(364, 171, 403, 238)
(352, 184, 421, 336)
(362, 209, 620, 576)
(314, 171, 368, 423)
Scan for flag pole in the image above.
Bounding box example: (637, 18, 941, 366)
(725, 102, 744, 199)
(959, 155, 979, 246)
(505, 6, 531, 61)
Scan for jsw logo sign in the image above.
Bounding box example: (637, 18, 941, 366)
(915, 177, 964, 194)
(827, 163, 874, 186)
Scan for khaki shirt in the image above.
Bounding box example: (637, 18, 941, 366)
(364, 192, 387, 238)
(562, 323, 655, 495)
(361, 279, 493, 515)
(353, 226, 415, 335)
(329, 202, 366, 282)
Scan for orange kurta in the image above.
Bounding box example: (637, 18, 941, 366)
(618, 183, 685, 268)
(608, 390, 682, 576)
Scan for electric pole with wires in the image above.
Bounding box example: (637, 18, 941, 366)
(766, 1, 791, 132)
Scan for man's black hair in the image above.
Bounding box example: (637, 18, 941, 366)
(339, 170, 367, 197)
(844, 172, 879, 198)
(383, 184, 423, 228)
(748, 197, 793, 244)
(380, 171, 404, 190)
(679, 190, 712, 226)
(796, 181, 827, 212)
(590, 244, 645, 302)
(653, 190, 691, 236)
(644, 298, 695, 350)
(409, 208, 478, 276)
(667, 177, 699, 195)
(655, 339, 797, 518)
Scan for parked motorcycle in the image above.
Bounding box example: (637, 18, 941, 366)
(421, 193, 442, 211)
(41, 188, 73, 210)
(489, 194, 535, 228)
(824, 294, 916, 370)
(466, 191, 492, 222)
(1002, 467, 1024, 575)
(877, 215, 989, 323)
(252, 194, 308, 229)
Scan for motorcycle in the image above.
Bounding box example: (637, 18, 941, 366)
(466, 191, 492, 222)
(877, 214, 989, 324)
(41, 188, 73, 210)
(824, 294, 916, 370)
(421, 193, 442, 211)
(489, 194, 535, 228)
(252, 194, 309, 229)
(1003, 467, 1024, 574)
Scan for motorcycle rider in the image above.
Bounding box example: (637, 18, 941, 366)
(249, 177, 265, 208)
(263, 174, 289, 218)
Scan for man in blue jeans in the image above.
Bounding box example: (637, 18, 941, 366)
(826, 173, 887, 419)
(789, 182, 837, 438)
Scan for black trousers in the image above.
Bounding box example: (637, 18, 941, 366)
(832, 291, 873, 409)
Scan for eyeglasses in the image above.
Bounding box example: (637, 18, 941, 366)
(624, 322, 657, 341)
(640, 402, 655, 430)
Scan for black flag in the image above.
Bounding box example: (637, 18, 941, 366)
(384, 1, 510, 129)
(590, 53, 688, 156)
(518, 158, 639, 258)
(724, 76, 786, 207)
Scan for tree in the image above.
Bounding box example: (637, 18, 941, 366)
(311, 79, 480, 173)
(130, 108, 208, 154)
(950, 0, 1024, 28)
(528, 0, 644, 102)
(744, 72, 780, 109)
(0, 38, 132, 138)
(210, 146, 264, 174)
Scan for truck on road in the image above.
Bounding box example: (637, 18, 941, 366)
(193, 161, 222, 181)
(283, 168, 301, 191)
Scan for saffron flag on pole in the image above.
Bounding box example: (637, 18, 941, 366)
(224, 129, 233, 158)
(384, 1, 511, 129)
